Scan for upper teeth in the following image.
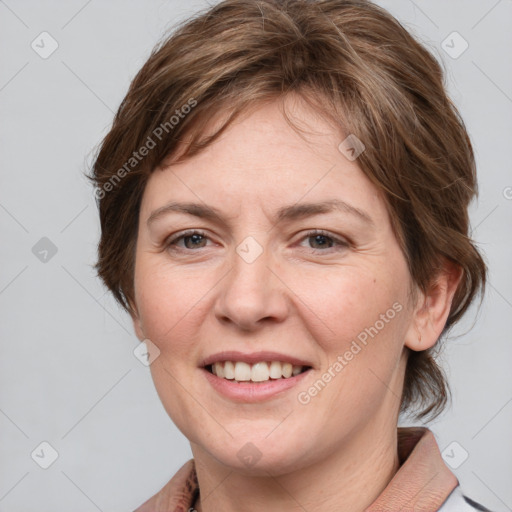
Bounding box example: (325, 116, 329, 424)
(211, 361, 305, 382)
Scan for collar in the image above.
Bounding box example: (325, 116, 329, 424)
(366, 427, 458, 511)
(134, 427, 458, 512)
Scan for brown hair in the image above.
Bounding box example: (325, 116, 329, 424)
(89, 0, 487, 420)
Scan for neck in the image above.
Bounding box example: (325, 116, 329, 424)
(192, 421, 400, 512)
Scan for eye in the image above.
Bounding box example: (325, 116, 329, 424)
(298, 230, 349, 252)
(164, 229, 349, 254)
(164, 230, 212, 251)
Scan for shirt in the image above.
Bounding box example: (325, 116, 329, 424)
(133, 427, 492, 512)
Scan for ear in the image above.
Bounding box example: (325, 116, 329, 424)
(405, 258, 463, 351)
(129, 299, 145, 341)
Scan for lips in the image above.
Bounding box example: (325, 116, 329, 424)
(201, 364, 312, 402)
(199, 350, 314, 402)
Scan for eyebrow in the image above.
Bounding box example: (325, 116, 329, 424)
(146, 199, 375, 228)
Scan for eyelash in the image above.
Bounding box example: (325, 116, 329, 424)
(164, 229, 349, 254)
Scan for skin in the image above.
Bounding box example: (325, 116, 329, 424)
(130, 93, 461, 512)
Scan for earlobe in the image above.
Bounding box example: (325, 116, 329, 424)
(405, 259, 463, 352)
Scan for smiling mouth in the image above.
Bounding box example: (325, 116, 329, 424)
(206, 360, 312, 383)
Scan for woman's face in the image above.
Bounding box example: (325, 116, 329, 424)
(132, 95, 419, 474)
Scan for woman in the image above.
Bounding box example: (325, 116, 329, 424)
(90, 0, 490, 510)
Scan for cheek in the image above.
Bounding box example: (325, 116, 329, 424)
(299, 271, 407, 403)
(134, 259, 213, 350)
(290, 265, 402, 350)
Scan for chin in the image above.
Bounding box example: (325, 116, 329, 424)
(196, 432, 315, 476)
(217, 451, 306, 477)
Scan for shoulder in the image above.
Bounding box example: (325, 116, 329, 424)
(439, 485, 494, 512)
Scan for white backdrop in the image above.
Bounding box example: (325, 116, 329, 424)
(1, 0, 511, 510)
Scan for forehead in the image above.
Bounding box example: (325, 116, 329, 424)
(140, 97, 388, 224)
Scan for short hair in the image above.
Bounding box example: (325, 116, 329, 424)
(89, 0, 487, 420)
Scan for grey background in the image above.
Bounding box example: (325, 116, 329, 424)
(0, 0, 511, 510)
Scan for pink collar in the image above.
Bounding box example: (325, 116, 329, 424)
(134, 427, 458, 512)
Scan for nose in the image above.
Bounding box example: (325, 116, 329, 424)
(213, 242, 289, 331)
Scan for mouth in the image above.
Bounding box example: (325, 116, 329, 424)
(205, 360, 313, 383)
(199, 351, 314, 401)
